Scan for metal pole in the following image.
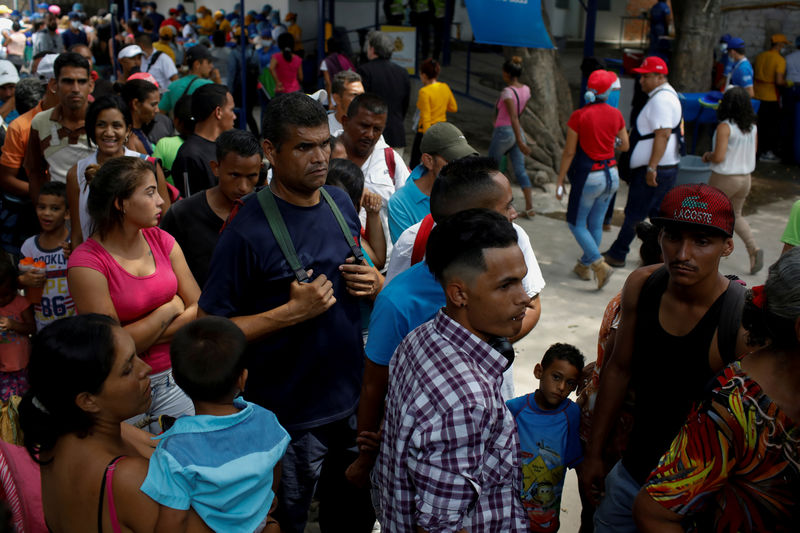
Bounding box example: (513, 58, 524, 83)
(123, 0, 130, 24)
(581, 0, 598, 106)
(239, 0, 247, 130)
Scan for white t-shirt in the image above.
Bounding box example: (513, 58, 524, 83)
(786, 50, 800, 83)
(144, 50, 178, 93)
(630, 82, 682, 169)
(710, 120, 756, 175)
(20, 234, 76, 331)
(359, 138, 410, 266)
(328, 113, 343, 136)
(385, 220, 546, 298)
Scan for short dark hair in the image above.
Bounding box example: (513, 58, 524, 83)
(263, 92, 328, 150)
(39, 181, 67, 201)
(346, 92, 387, 118)
(541, 343, 585, 373)
(116, 79, 159, 108)
(426, 208, 518, 284)
(331, 70, 361, 96)
(0, 256, 16, 287)
(430, 157, 502, 222)
(85, 95, 132, 146)
(503, 56, 523, 79)
(170, 317, 248, 403)
(215, 128, 263, 162)
(191, 83, 229, 123)
(134, 32, 152, 47)
(212, 30, 226, 48)
(54, 52, 90, 79)
(326, 158, 364, 210)
(173, 93, 195, 137)
(635, 221, 662, 266)
(420, 58, 440, 79)
(15, 78, 45, 115)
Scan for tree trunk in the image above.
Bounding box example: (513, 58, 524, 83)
(670, 0, 723, 92)
(504, 5, 572, 186)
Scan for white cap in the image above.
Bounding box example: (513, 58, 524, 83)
(117, 45, 144, 60)
(0, 60, 19, 86)
(35, 53, 58, 83)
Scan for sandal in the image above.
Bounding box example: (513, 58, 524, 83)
(518, 209, 536, 218)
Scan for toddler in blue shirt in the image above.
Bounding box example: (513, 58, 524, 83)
(141, 316, 290, 533)
(507, 343, 585, 532)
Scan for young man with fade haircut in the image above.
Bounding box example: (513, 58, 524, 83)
(160, 129, 263, 286)
(346, 156, 545, 489)
(582, 183, 751, 533)
(603, 56, 683, 269)
(25, 52, 96, 201)
(387, 122, 477, 243)
(375, 208, 530, 532)
(328, 69, 364, 136)
(171, 83, 236, 197)
(199, 92, 382, 533)
(357, 30, 410, 155)
(340, 92, 410, 264)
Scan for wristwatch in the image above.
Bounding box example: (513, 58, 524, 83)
(647, 166, 657, 174)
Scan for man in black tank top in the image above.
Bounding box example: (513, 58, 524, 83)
(581, 184, 749, 532)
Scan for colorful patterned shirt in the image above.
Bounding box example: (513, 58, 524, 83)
(645, 361, 800, 532)
(375, 309, 527, 532)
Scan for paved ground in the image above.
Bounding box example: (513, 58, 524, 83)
(307, 44, 800, 532)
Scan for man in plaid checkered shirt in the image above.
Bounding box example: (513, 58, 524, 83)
(375, 209, 529, 532)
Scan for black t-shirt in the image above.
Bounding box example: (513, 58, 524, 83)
(159, 190, 223, 286)
(171, 134, 217, 197)
(358, 59, 411, 148)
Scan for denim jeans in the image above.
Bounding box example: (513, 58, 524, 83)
(489, 125, 531, 188)
(568, 168, 620, 265)
(606, 165, 678, 262)
(126, 368, 195, 433)
(593, 461, 641, 533)
(275, 415, 375, 533)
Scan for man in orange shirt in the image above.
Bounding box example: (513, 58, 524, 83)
(0, 54, 58, 257)
(754, 33, 789, 162)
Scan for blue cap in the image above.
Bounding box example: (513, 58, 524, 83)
(31, 12, 42, 19)
(259, 28, 271, 38)
(11, 9, 19, 17)
(68, 11, 80, 19)
(262, 4, 272, 13)
(37, 3, 48, 9)
(176, 3, 185, 11)
(720, 33, 731, 43)
(72, 3, 83, 11)
(728, 37, 745, 49)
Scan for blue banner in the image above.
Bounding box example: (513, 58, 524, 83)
(465, 0, 554, 49)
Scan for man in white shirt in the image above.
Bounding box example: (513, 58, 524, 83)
(136, 33, 178, 93)
(340, 93, 410, 265)
(785, 37, 800, 83)
(328, 70, 363, 136)
(604, 56, 682, 267)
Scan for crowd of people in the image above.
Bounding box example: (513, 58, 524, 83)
(0, 2, 796, 533)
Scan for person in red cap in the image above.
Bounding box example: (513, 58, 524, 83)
(582, 183, 750, 533)
(603, 56, 683, 268)
(556, 69, 629, 289)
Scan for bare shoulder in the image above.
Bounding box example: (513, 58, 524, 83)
(620, 264, 662, 310)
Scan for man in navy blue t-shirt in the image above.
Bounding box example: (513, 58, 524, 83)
(199, 93, 381, 533)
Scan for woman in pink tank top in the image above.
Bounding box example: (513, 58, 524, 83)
(68, 156, 200, 432)
(18, 315, 210, 533)
(270, 33, 303, 94)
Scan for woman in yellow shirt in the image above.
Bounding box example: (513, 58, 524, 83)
(410, 59, 457, 168)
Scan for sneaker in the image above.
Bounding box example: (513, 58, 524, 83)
(602, 252, 625, 268)
(759, 151, 780, 163)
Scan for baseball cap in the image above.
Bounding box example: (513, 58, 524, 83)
(631, 56, 668, 75)
(720, 33, 731, 43)
(168, 7, 178, 14)
(652, 184, 734, 237)
(126, 72, 159, 88)
(118, 45, 144, 60)
(285, 12, 297, 21)
(587, 70, 617, 95)
(185, 44, 212, 66)
(47, 4, 60, 15)
(772, 33, 790, 45)
(0, 60, 19, 86)
(36, 53, 58, 83)
(36, 2, 48, 9)
(0, 6, 11, 15)
(159, 25, 176, 37)
(728, 37, 745, 49)
(420, 122, 478, 162)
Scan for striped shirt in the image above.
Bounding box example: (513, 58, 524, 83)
(375, 309, 527, 532)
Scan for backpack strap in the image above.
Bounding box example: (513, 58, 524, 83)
(179, 75, 199, 102)
(410, 213, 435, 266)
(146, 50, 163, 72)
(256, 186, 362, 283)
(384, 147, 396, 185)
(717, 279, 746, 364)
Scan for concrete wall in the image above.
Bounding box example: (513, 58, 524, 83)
(720, 1, 800, 58)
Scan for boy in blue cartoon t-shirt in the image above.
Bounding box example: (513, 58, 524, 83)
(507, 343, 585, 532)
